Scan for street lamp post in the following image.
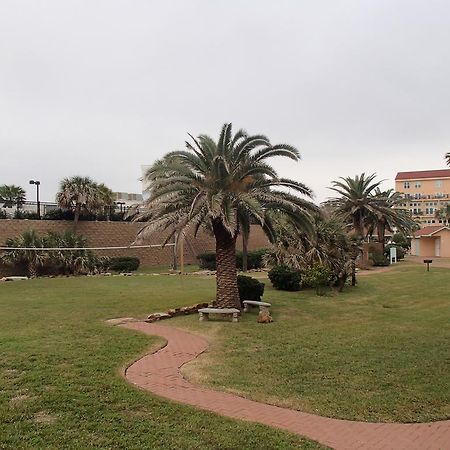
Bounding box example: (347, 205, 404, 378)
(29, 180, 41, 219)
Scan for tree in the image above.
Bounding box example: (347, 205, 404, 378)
(1, 230, 47, 278)
(134, 123, 317, 309)
(326, 173, 382, 239)
(56, 176, 112, 230)
(96, 183, 115, 219)
(0, 184, 26, 211)
(265, 210, 354, 291)
(445, 152, 450, 166)
(366, 188, 417, 250)
(435, 204, 450, 226)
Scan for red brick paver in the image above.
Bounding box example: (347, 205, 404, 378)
(120, 321, 450, 450)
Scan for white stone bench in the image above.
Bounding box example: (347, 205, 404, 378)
(243, 300, 271, 312)
(198, 308, 240, 323)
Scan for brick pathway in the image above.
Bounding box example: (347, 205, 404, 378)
(120, 321, 450, 450)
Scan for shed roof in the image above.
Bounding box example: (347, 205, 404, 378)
(413, 226, 450, 237)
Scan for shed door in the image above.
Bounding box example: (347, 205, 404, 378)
(415, 239, 420, 256)
(435, 238, 441, 257)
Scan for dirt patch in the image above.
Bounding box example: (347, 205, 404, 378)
(33, 411, 57, 425)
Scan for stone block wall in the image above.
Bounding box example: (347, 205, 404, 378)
(0, 220, 269, 275)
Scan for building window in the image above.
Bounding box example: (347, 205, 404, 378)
(436, 180, 443, 188)
(404, 181, 410, 189)
(415, 181, 421, 188)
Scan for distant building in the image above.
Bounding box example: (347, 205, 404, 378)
(395, 169, 450, 226)
(113, 192, 143, 211)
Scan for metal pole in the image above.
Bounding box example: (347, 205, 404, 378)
(36, 182, 41, 219)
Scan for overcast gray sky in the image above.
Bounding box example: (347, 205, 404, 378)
(1, 0, 450, 203)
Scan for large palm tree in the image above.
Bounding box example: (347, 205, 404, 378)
(134, 123, 317, 309)
(0, 184, 26, 211)
(56, 176, 109, 230)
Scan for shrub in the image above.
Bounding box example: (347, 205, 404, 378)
(236, 248, 267, 270)
(107, 256, 140, 272)
(268, 265, 301, 291)
(384, 244, 405, 261)
(302, 265, 336, 295)
(237, 275, 265, 306)
(0, 209, 7, 219)
(43, 208, 74, 220)
(197, 252, 217, 270)
(13, 210, 40, 220)
(371, 251, 390, 266)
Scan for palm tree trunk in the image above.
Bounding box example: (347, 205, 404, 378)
(212, 220, 240, 309)
(28, 260, 37, 278)
(242, 232, 248, 272)
(377, 221, 386, 252)
(73, 204, 81, 232)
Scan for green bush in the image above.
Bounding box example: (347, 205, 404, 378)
(268, 265, 301, 291)
(108, 256, 140, 272)
(197, 252, 217, 270)
(302, 265, 336, 295)
(371, 251, 390, 266)
(237, 275, 265, 306)
(384, 244, 405, 261)
(13, 210, 40, 219)
(198, 249, 268, 271)
(0, 209, 7, 219)
(236, 248, 267, 270)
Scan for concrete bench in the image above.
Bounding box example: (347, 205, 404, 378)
(243, 300, 271, 312)
(198, 308, 240, 323)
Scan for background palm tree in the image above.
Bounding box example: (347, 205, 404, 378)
(96, 183, 115, 220)
(367, 188, 417, 250)
(445, 152, 450, 166)
(0, 184, 26, 212)
(134, 123, 317, 309)
(56, 176, 113, 230)
(326, 173, 383, 238)
(435, 204, 450, 226)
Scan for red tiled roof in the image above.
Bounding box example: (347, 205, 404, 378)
(395, 169, 450, 180)
(413, 226, 450, 237)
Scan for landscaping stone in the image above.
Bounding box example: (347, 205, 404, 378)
(257, 309, 273, 323)
(1, 276, 28, 281)
(146, 312, 172, 322)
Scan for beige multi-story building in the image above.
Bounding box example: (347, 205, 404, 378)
(395, 169, 450, 226)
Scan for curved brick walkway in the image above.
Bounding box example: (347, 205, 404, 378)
(120, 321, 450, 450)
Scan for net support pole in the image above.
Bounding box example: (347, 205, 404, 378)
(179, 233, 185, 274)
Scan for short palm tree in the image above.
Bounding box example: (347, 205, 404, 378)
(1, 230, 47, 278)
(435, 204, 450, 226)
(56, 176, 110, 230)
(135, 123, 317, 309)
(96, 183, 115, 219)
(0, 184, 26, 211)
(367, 188, 417, 249)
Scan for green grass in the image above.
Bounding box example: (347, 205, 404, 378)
(0, 275, 321, 450)
(177, 265, 450, 423)
(136, 264, 201, 274)
(1, 266, 449, 449)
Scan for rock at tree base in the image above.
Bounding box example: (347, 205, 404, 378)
(257, 310, 273, 324)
